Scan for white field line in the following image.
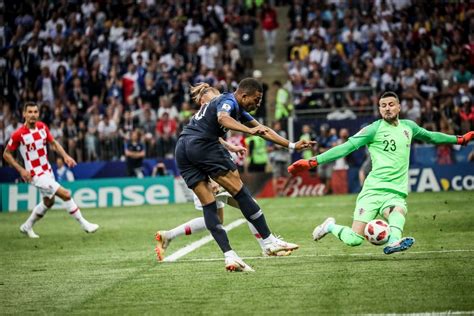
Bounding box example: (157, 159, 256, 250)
(163, 218, 247, 262)
(165, 249, 474, 263)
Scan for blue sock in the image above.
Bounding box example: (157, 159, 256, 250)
(203, 201, 231, 253)
(233, 186, 271, 239)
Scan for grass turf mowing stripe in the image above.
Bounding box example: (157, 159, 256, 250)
(171, 249, 474, 262)
(363, 311, 474, 315)
(162, 218, 247, 262)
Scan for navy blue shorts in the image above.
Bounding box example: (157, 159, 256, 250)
(175, 136, 237, 189)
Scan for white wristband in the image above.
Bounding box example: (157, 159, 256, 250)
(288, 142, 296, 150)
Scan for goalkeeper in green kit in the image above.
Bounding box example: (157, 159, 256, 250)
(288, 92, 474, 254)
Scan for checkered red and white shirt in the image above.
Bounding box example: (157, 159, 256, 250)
(7, 121, 54, 178)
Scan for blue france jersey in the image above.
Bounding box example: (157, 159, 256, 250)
(181, 93, 254, 139)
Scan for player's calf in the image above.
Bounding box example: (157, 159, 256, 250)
(233, 186, 271, 239)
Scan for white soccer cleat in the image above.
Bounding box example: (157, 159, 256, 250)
(155, 231, 171, 262)
(312, 217, 336, 241)
(262, 249, 293, 257)
(20, 223, 40, 238)
(225, 256, 255, 272)
(264, 235, 299, 256)
(82, 222, 99, 234)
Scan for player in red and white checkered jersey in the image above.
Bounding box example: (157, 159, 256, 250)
(3, 102, 99, 238)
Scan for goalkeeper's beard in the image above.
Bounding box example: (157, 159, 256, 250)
(383, 113, 398, 125)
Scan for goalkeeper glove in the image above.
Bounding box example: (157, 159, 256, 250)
(457, 131, 474, 146)
(288, 159, 318, 175)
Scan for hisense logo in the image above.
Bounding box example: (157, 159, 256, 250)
(6, 183, 171, 212)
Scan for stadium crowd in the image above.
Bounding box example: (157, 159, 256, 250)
(0, 0, 269, 165)
(285, 0, 474, 135)
(0, 0, 473, 171)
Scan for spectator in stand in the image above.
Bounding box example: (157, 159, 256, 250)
(55, 156, 75, 183)
(238, 12, 258, 72)
(316, 124, 337, 194)
(98, 113, 118, 161)
(252, 70, 268, 123)
(63, 116, 81, 162)
(273, 80, 293, 123)
(226, 130, 246, 173)
(157, 96, 179, 121)
(245, 133, 268, 173)
(125, 129, 145, 178)
(152, 162, 169, 177)
(459, 96, 474, 132)
(260, 2, 278, 64)
(156, 112, 177, 159)
(421, 100, 440, 131)
(0, 119, 5, 166)
(327, 106, 356, 121)
(138, 75, 159, 110)
(299, 124, 316, 160)
(268, 121, 291, 196)
(437, 118, 455, 165)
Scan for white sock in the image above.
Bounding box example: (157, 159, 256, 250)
(26, 202, 48, 227)
(263, 234, 277, 245)
(165, 217, 206, 240)
(247, 221, 266, 250)
(224, 250, 238, 258)
(64, 199, 87, 225)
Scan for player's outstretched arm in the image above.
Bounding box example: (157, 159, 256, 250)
(288, 141, 357, 175)
(50, 140, 77, 168)
(217, 112, 268, 135)
(288, 122, 377, 175)
(406, 120, 473, 145)
(244, 119, 316, 151)
(3, 148, 31, 182)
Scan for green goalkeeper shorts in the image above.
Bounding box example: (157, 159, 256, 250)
(353, 189, 407, 223)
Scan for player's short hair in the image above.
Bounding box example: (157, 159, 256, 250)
(190, 83, 219, 105)
(380, 91, 399, 103)
(238, 78, 263, 96)
(23, 102, 38, 112)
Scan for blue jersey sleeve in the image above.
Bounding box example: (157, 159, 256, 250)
(216, 99, 236, 114)
(241, 111, 254, 123)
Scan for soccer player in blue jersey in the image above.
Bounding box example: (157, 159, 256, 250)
(155, 84, 293, 262)
(172, 78, 314, 271)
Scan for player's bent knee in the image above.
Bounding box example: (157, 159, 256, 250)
(43, 197, 55, 208)
(346, 237, 364, 247)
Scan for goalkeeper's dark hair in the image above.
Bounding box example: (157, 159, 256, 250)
(380, 91, 399, 102)
(237, 78, 263, 95)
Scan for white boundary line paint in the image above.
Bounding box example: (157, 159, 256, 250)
(166, 249, 474, 263)
(163, 218, 247, 262)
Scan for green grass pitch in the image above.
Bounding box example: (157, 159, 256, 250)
(1, 191, 473, 315)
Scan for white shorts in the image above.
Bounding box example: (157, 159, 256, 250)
(32, 172, 60, 199)
(193, 191, 231, 211)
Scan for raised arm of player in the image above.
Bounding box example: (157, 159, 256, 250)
(405, 120, 473, 145)
(244, 119, 316, 151)
(217, 111, 268, 136)
(49, 140, 77, 168)
(288, 122, 377, 175)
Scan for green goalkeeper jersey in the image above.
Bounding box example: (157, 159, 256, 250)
(316, 119, 457, 197)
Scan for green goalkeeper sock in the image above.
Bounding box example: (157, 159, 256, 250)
(330, 224, 364, 247)
(387, 211, 406, 244)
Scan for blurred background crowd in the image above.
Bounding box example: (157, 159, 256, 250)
(0, 0, 473, 178)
